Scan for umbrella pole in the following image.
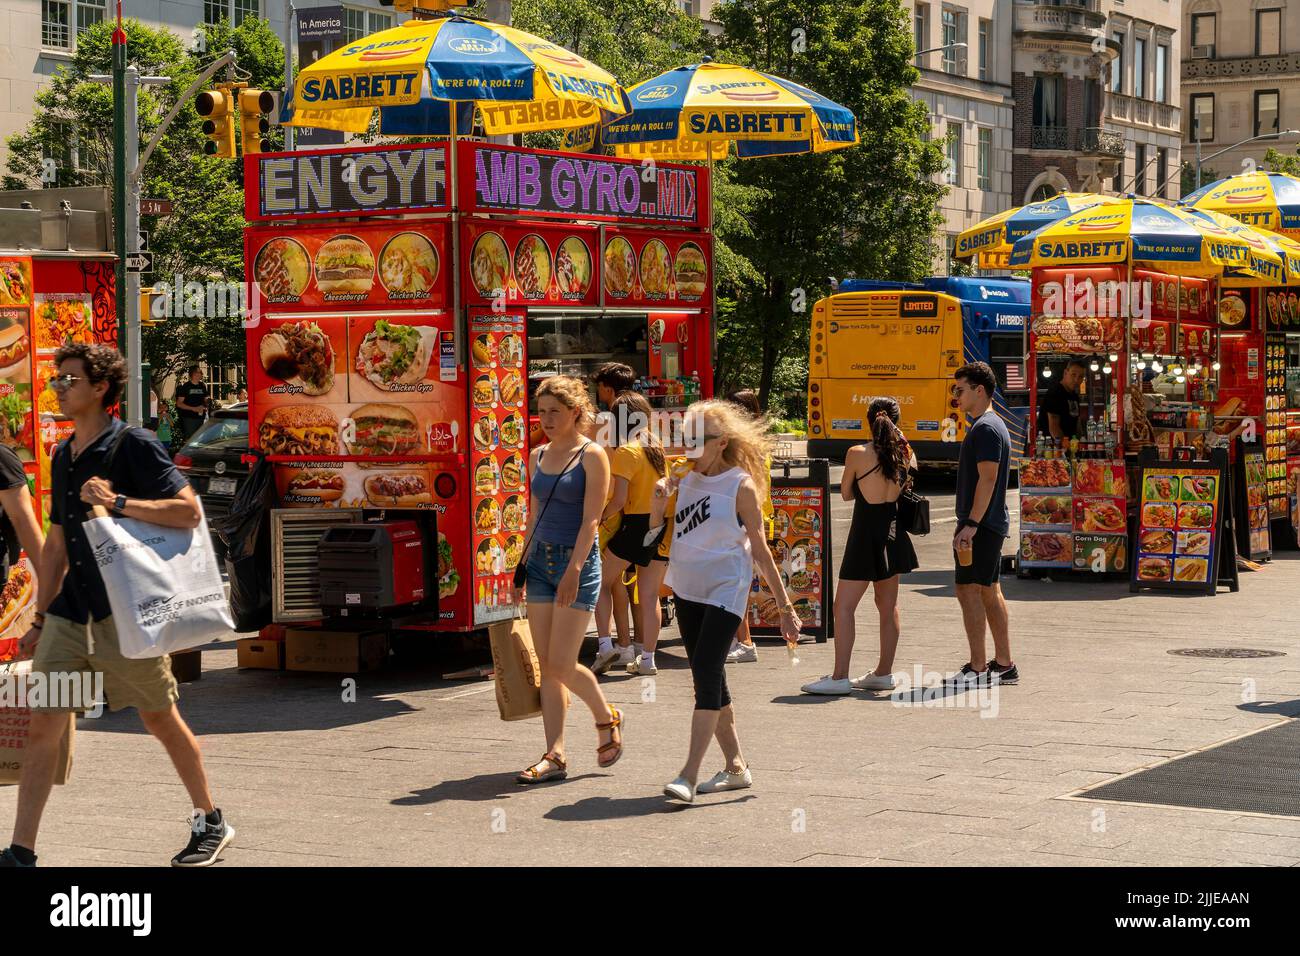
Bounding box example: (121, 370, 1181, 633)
(709, 152, 716, 395)
(450, 109, 462, 374)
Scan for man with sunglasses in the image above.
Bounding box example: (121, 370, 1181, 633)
(949, 362, 1018, 687)
(0, 344, 235, 869)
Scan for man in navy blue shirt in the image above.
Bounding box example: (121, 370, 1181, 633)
(950, 361, 1018, 686)
(1, 344, 235, 869)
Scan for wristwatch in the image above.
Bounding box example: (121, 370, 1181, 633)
(960, 518, 979, 530)
(111, 494, 128, 517)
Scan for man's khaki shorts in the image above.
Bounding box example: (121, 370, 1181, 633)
(29, 613, 179, 713)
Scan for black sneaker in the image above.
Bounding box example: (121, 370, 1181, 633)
(945, 662, 991, 685)
(0, 847, 36, 867)
(171, 809, 235, 868)
(987, 660, 1020, 685)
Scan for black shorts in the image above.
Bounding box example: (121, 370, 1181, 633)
(606, 513, 663, 568)
(954, 527, 1005, 587)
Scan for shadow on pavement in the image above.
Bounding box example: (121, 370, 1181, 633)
(770, 694, 842, 705)
(1237, 699, 1300, 718)
(392, 772, 606, 805)
(543, 793, 755, 821)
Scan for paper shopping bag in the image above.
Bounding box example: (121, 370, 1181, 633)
(489, 616, 542, 722)
(0, 663, 75, 786)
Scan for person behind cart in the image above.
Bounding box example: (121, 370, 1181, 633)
(950, 361, 1018, 686)
(589, 361, 640, 673)
(175, 364, 211, 442)
(516, 375, 624, 784)
(648, 400, 801, 803)
(802, 397, 918, 696)
(723, 389, 773, 664)
(0, 344, 235, 868)
(1037, 358, 1087, 441)
(591, 392, 667, 676)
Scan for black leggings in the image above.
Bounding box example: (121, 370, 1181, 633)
(673, 596, 742, 711)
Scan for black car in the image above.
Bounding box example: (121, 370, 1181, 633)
(174, 403, 249, 554)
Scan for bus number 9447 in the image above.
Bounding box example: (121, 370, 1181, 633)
(912, 324, 940, 335)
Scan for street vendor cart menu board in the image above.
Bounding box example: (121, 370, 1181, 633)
(1265, 334, 1288, 517)
(1133, 467, 1222, 591)
(1018, 457, 1128, 572)
(469, 310, 528, 626)
(1242, 450, 1271, 559)
(749, 485, 826, 636)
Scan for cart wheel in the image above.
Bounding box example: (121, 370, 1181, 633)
(660, 597, 674, 628)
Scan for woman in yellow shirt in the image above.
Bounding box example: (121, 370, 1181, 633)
(592, 392, 667, 675)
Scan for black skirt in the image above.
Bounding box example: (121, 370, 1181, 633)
(839, 499, 919, 582)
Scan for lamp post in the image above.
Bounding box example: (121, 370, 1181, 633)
(1194, 127, 1300, 187)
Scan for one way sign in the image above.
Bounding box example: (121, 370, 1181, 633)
(126, 252, 153, 272)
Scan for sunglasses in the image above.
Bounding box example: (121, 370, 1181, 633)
(48, 374, 84, 392)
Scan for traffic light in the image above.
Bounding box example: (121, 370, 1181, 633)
(238, 89, 275, 156)
(140, 287, 164, 327)
(196, 87, 236, 159)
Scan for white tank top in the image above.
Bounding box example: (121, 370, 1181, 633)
(664, 466, 752, 617)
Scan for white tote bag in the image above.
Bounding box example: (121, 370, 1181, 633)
(81, 505, 234, 659)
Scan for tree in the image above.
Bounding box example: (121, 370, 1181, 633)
(710, 0, 948, 407)
(3, 17, 286, 388)
(1262, 147, 1300, 177)
(1180, 161, 1222, 195)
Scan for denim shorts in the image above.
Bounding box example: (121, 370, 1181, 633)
(526, 540, 602, 611)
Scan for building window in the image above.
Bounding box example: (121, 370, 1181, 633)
(1134, 37, 1146, 99)
(1157, 147, 1169, 199)
(205, 0, 261, 27)
(1134, 143, 1147, 195)
(1111, 32, 1124, 92)
(1191, 93, 1215, 141)
(1156, 45, 1167, 104)
(941, 9, 966, 74)
(946, 122, 962, 186)
(1032, 75, 1064, 129)
(1257, 9, 1282, 57)
(1256, 90, 1280, 137)
(978, 18, 990, 81)
(42, 0, 70, 48)
(915, 4, 929, 63)
(77, 0, 105, 35)
(977, 127, 992, 191)
(1084, 78, 1101, 127)
(1113, 162, 1124, 194)
(344, 7, 392, 42)
(1191, 13, 1216, 53)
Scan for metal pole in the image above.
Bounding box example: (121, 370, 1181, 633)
(285, 0, 295, 151)
(112, 23, 127, 372)
(125, 65, 143, 426)
(1195, 117, 1201, 186)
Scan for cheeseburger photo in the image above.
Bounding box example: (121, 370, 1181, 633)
(315, 235, 375, 296)
(259, 405, 340, 457)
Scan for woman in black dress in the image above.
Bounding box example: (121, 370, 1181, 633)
(802, 398, 918, 696)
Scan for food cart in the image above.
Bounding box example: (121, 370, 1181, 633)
(243, 140, 714, 636)
(0, 187, 116, 661)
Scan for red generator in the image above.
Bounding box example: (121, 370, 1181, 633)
(318, 521, 432, 618)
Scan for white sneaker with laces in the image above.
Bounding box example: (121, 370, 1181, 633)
(726, 643, 758, 664)
(801, 675, 852, 696)
(850, 672, 897, 691)
(594, 646, 635, 675)
(664, 777, 696, 803)
(697, 767, 753, 793)
(627, 656, 657, 676)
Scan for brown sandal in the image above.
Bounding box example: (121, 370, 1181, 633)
(595, 706, 625, 769)
(517, 752, 567, 785)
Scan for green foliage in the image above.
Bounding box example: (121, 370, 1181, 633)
(3, 16, 287, 386)
(1262, 148, 1300, 177)
(1180, 161, 1223, 195)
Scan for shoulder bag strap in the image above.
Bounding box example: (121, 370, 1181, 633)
(520, 441, 589, 563)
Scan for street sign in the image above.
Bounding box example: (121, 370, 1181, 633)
(138, 231, 149, 251)
(140, 198, 172, 216)
(126, 252, 153, 272)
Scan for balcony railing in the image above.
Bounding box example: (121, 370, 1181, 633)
(1078, 127, 1125, 156)
(1106, 93, 1182, 131)
(1014, 0, 1107, 36)
(1032, 126, 1071, 150)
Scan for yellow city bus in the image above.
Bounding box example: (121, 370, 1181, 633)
(806, 278, 1031, 465)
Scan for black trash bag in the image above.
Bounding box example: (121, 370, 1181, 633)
(212, 456, 276, 632)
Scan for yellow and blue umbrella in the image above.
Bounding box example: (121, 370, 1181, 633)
(288, 14, 630, 135)
(564, 61, 858, 160)
(955, 193, 1124, 267)
(1183, 171, 1300, 238)
(1009, 198, 1267, 278)
(1181, 207, 1290, 286)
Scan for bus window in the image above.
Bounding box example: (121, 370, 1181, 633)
(989, 333, 1029, 407)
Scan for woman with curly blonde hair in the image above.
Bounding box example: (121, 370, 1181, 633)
(649, 400, 800, 802)
(516, 375, 624, 784)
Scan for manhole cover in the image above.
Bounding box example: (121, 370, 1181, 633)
(1168, 648, 1286, 659)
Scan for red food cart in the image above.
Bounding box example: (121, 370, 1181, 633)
(242, 140, 714, 634)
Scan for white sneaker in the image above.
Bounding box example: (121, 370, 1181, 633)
(850, 672, 897, 691)
(726, 643, 758, 664)
(627, 656, 657, 676)
(801, 675, 852, 696)
(594, 646, 635, 675)
(592, 647, 620, 674)
(697, 767, 753, 793)
(664, 776, 696, 803)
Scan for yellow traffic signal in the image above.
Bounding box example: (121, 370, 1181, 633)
(238, 89, 275, 156)
(140, 287, 166, 327)
(196, 87, 236, 159)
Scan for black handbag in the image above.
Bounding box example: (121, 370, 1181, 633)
(513, 442, 589, 587)
(897, 489, 931, 536)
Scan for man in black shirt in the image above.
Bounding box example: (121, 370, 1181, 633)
(1037, 359, 1086, 440)
(1, 344, 234, 869)
(175, 364, 210, 441)
(951, 361, 1018, 687)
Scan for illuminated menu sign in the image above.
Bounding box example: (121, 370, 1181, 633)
(249, 143, 449, 220)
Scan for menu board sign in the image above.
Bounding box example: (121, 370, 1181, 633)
(1132, 463, 1224, 593)
(249, 143, 449, 221)
(1262, 287, 1300, 329)
(1241, 450, 1271, 560)
(1132, 270, 1213, 324)
(469, 310, 528, 626)
(604, 230, 710, 308)
(1265, 334, 1288, 517)
(247, 222, 451, 313)
(464, 142, 706, 228)
(461, 221, 600, 307)
(749, 483, 827, 638)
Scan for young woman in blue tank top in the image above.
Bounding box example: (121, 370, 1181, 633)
(516, 376, 625, 784)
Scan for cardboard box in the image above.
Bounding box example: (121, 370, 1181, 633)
(237, 638, 286, 670)
(285, 628, 388, 674)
